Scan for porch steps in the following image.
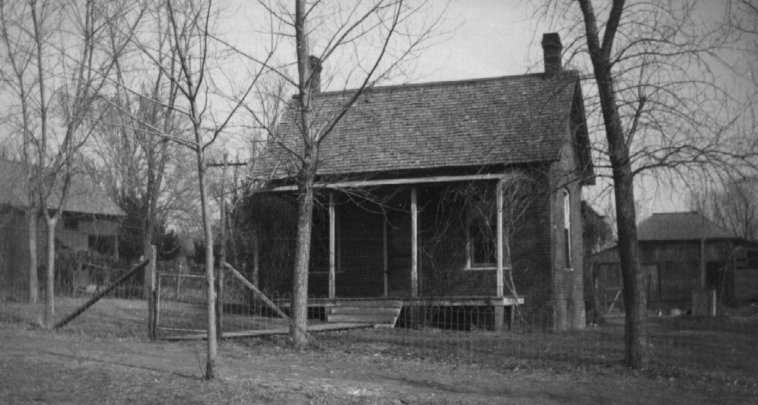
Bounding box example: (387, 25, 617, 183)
(326, 300, 403, 327)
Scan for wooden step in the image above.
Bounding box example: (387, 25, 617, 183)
(327, 314, 399, 324)
(333, 300, 403, 308)
(328, 307, 401, 316)
(326, 300, 403, 327)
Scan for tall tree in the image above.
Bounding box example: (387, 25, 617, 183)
(247, 0, 440, 349)
(540, 0, 757, 367)
(124, 0, 270, 379)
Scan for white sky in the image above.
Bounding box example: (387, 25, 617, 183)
(2, 0, 748, 221)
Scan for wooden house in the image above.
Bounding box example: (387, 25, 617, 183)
(250, 34, 594, 331)
(588, 211, 758, 313)
(0, 160, 125, 300)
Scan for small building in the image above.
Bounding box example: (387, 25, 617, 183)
(0, 160, 125, 300)
(588, 211, 758, 313)
(250, 34, 594, 330)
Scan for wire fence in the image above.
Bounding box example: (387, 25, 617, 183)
(2, 256, 758, 386)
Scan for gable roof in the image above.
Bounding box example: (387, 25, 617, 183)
(254, 71, 590, 181)
(0, 159, 125, 217)
(637, 212, 735, 241)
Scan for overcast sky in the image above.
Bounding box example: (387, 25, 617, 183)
(220, 0, 740, 218)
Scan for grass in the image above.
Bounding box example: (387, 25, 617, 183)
(2, 296, 757, 403)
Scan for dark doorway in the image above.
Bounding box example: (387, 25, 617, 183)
(386, 211, 411, 297)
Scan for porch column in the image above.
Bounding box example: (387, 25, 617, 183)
(114, 234, 119, 262)
(700, 237, 706, 289)
(329, 191, 336, 299)
(495, 179, 505, 331)
(383, 219, 388, 297)
(410, 187, 418, 297)
(496, 179, 504, 298)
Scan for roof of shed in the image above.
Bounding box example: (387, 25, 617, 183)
(637, 212, 735, 241)
(0, 159, 125, 217)
(253, 71, 586, 180)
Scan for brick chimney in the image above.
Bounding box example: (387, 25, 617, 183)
(541, 33, 562, 76)
(308, 55, 322, 93)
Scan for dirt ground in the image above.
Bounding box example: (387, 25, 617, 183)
(1, 323, 757, 405)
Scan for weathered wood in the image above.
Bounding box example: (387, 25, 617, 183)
(271, 173, 506, 191)
(224, 262, 312, 341)
(411, 187, 418, 297)
(326, 300, 402, 326)
(494, 305, 505, 332)
(54, 260, 149, 330)
(328, 307, 402, 315)
(327, 314, 399, 324)
(329, 191, 336, 299)
(216, 161, 228, 339)
(333, 300, 403, 307)
(162, 322, 372, 341)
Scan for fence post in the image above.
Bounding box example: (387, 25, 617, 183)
(147, 245, 157, 340)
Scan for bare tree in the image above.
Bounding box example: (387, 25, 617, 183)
(690, 177, 758, 241)
(0, 0, 40, 303)
(539, 0, 758, 368)
(120, 0, 271, 379)
(245, 0, 440, 348)
(0, 0, 142, 325)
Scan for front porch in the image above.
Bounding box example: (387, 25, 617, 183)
(276, 296, 524, 331)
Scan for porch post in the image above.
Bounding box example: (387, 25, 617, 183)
(700, 237, 706, 289)
(329, 191, 336, 299)
(411, 187, 418, 297)
(496, 179, 504, 298)
(383, 219, 388, 297)
(495, 179, 505, 332)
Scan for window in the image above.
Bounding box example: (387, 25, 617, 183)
(88, 235, 116, 257)
(64, 216, 79, 230)
(562, 189, 572, 269)
(466, 202, 497, 269)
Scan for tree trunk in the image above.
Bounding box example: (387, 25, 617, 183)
(291, 156, 316, 349)
(142, 213, 154, 299)
(26, 209, 38, 303)
(195, 148, 216, 379)
(44, 216, 57, 328)
(577, 0, 647, 368)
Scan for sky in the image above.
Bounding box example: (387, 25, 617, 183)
(3, 0, 748, 222)
(222, 0, 725, 219)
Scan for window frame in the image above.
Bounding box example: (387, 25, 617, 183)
(562, 188, 573, 270)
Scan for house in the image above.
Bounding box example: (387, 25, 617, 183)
(588, 211, 758, 313)
(0, 159, 125, 300)
(249, 33, 594, 331)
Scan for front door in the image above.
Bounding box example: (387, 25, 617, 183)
(386, 212, 411, 296)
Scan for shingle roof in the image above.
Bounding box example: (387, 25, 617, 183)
(0, 159, 125, 217)
(253, 71, 583, 180)
(637, 212, 735, 241)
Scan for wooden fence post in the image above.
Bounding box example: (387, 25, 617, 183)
(147, 245, 157, 340)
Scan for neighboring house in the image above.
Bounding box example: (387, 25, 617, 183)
(0, 159, 125, 299)
(588, 211, 758, 313)
(251, 33, 594, 331)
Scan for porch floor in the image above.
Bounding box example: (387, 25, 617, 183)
(275, 296, 524, 308)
